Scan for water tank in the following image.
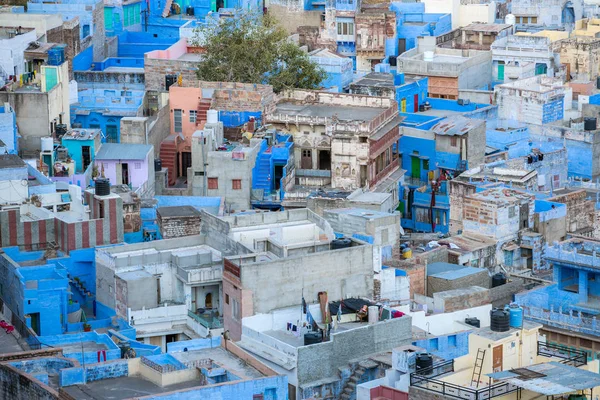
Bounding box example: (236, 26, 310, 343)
(95, 178, 111, 196)
(508, 303, 523, 328)
(48, 46, 65, 66)
(490, 308, 510, 332)
(303, 332, 323, 346)
(465, 317, 480, 328)
(402, 247, 412, 259)
(492, 273, 506, 288)
(423, 51, 434, 62)
(154, 159, 162, 172)
(584, 117, 597, 131)
(207, 109, 219, 124)
(416, 353, 433, 375)
(505, 14, 516, 26)
(41, 137, 54, 152)
(331, 238, 352, 250)
(368, 306, 379, 324)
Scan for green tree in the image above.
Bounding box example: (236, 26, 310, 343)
(193, 11, 325, 93)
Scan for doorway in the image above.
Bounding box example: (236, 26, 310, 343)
(398, 38, 406, 55)
(106, 125, 118, 143)
(82, 146, 91, 172)
(414, 94, 419, 112)
(205, 293, 213, 309)
(360, 165, 367, 186)
(274, 164, 284, 190)
(301, 149, 312, 169)
(181, 152, 192, 177)
(30, 312, 40, 335)
(492, 345, 503, 372)
(318, 150, 331, 170)
(121, 163, 129, 185)
(411, 156, 421, 179)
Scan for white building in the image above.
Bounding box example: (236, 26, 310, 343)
(0, 27, 36, 81)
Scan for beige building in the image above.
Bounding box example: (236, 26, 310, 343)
(265, 90, 402, 206)
(553, 36, 600, 81)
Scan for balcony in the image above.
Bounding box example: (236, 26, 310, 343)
(129, 303, 188, 326)
(188, 310, 222, 330)
(176, 264, 222, 285)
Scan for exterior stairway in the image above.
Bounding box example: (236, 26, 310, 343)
(160, 137, 177, 186)
(196, 98, 211, 126)
(162, 0, 174, 17)
(253, 151, 272, 192)
(340, 359, 378, 400)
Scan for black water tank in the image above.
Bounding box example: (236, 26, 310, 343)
(538, 153, 544, 161)
(389, 56, 397, 67)
(186, 6, 194, 15)
(465, 317, 480, 328)
(331, 238, 352, 250)
(492, 273, 506, 288)
(584, 117, 597, 131)
(490, 308, 510, 332)
(154, 159, 162, 172)
(303, 332, 322, 346)
(416, 353, 433, 375)
(95, 178, 111, 196)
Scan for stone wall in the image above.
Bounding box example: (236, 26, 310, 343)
(549, 190, 595, 235)
(144, 58, 199, 92)
(46, 19, 81, 79)
(449, 180, 478, 234)
(296, 316, 412, 386)
(269, 6, 322, 35)
(120, 102, 171, 158)
(427, 269, 489, 296)
(157, 213, 202, 239)
(0, 363, 59, 400)
(433, 286, 490, 313)
(488, 278, 525, 308)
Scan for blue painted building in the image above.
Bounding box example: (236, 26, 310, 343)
(350, 71, 428, 113)
(309, 49, 353, 93)
(27, 0, 99, 39)
(0, 105, 18, 155)
(251, 132, 294, 210)
(390, 2, 452, 56)
(72, 83, 145, 144)
(413, 330, 471, 361)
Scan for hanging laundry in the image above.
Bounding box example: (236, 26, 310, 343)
(302, 297, 307, 314)
(287, 322, 292, 331)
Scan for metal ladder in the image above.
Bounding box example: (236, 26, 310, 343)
(470, 349, 486, 388)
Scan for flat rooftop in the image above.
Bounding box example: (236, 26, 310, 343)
(273, 102, 385, 121)
(172, 346, 264, 379)
(463, 23, 512, 33)
(63, 375, 205, 400)
(475, 320, 541, 342)
(157, 205, 202, 218)
(0, 154, 26, 169)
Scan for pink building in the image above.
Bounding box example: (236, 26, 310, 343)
(94, 143, 155, 197)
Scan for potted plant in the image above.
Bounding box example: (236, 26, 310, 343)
(83, 323, 92, 332)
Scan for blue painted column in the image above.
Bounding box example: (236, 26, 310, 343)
(553, 265, 562, 287)
(579, 270, 589, 303)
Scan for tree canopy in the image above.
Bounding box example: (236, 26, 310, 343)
(193, 11, 326, 93)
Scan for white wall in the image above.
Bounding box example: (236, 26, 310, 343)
(0, 30, 37, 78)
(459, 3, 497, 27)
(396, 304, 492, 335)
(379, 268, 410, 303)
(0, 180, 28, 204)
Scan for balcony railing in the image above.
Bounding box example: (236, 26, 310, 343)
(537, 341, 587, 367)
(176, 264, 222, 284)
(188, 310, 222, 330)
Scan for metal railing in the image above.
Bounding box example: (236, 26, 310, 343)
(188, 310, 222, 329)
(537, 341, 587, 367)
(0, 297, 41, 351)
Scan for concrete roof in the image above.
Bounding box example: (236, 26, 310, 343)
(62, 129, 101, 141)
(325, 208, 394, 219)
(475, 320, 541, 341)
(463, 23, 512, 33)
(487, 361, 600, 395)
(157, 205, 202, 218)
(95, 143, 152, 160)
(426, 262, 482, 277)
(0, 154, 26, 169)
(273, 102, 385, 122)
(431, 116, 484, 136)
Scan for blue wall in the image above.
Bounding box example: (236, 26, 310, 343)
(396, 76, 428, 113)
(413, 330, 470, 361)
(38, 331, 120, 365)
(73, 46, 94, 71)
(117, 31, 175, 58)
(0, 107, 18, 154)
(542, 99, 564, 124)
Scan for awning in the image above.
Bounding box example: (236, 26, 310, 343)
(487, 362, 600, 396)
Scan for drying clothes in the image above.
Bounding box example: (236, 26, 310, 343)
(287, 322, 292, 331)
(292, 324, 297, 332)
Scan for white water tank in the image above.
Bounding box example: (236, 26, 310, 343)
(368, 306, 379, 324)
(207, 109, 218, 124)
(41, 137, 54, 152)
(505, 14, 516, 26)
(423, 51, 435, 62)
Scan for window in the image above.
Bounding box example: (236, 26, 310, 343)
(208, 177, 218, 189)
(134, 162, 142, 169)
(174, 109, 183, 133)
(120, 90, 132, 97)
(450, 137, 458, 147)
(232, 179, 242, 190)
(303, 131, 310, 135)
(232, 299, 240, 320)
(337, 22, 354, 37)
(194, 171, 204, 176)
(509, 206, 516, 218)
(423, 159, 430, 170)
(189, 110, 197, 123)
(225, 294, 230, 305)
(448, 335, 457, 348)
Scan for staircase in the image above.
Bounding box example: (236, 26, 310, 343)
(470, 348, 486, 388)
(253, 151, 272, 192)
(196, 98, 211, 126)
(162, 0, 173, 17)
(160, 136, 178, 186)
(340, 360, 377, 400)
